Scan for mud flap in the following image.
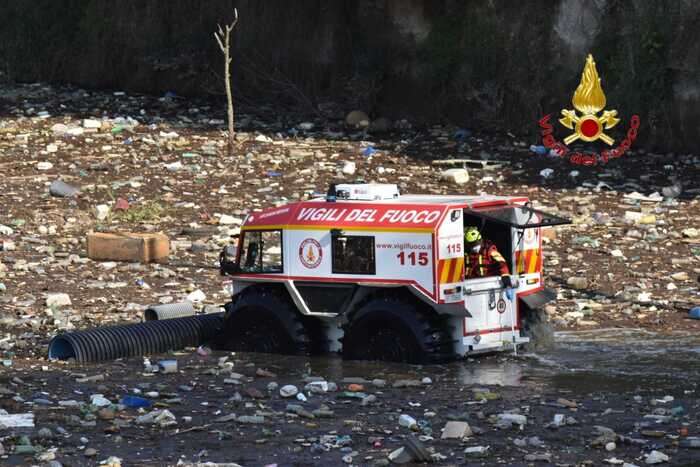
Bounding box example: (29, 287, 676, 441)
(520, 287, 556, 310)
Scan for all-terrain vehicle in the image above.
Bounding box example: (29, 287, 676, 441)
(218, 183, 570, 363)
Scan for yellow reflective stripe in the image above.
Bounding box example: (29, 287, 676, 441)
(440, 260, 451, 283)
(491, 251, 505, 262)
(453, 257, 464, 281)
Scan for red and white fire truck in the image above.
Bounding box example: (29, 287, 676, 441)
(219, 183, 570, 363)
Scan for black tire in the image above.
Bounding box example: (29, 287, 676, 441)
(520, 304, 554, 350)
(216, 286, 312, 355)
(342, 295, 453, 364)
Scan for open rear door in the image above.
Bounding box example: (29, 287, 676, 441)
(462, 204, 570, 353)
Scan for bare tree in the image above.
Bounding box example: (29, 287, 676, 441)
(214, 9, 239, 156)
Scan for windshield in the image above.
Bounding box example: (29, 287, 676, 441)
(466, 205, 571, 228)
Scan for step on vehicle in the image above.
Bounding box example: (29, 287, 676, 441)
(219, 183, 570, 363)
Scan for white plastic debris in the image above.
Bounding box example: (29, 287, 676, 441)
(539, 168, 554, 178)
(0, 413, 34, 428)
(398, 414, 417, 429)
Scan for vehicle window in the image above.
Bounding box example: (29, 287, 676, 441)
(332, 235, 375, 275)
(239, 230, 283, 273)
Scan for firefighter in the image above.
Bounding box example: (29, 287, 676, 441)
(464, 226, 513, 288)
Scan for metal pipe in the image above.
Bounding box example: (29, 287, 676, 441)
(48, 313, 224, 363)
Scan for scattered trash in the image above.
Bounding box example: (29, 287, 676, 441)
(0, 413, 35, 428)
(440, 168, 469, 185)
(539, 168, 554, 178)
(689, 307, 700, 320)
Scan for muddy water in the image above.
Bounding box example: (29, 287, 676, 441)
(290, 328, 700, 396)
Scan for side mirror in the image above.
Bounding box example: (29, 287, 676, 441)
(219, 244, 240, 276)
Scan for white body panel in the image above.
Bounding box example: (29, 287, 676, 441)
(285, 229, 436, 299)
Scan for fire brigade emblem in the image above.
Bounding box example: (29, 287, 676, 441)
(299, 238, 322, 269)
(559, 54, 619, 146)
(497, 299, 507, 314)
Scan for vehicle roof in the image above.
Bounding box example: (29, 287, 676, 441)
(242, 194, 530, 231)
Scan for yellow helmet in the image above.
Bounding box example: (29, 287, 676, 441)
(464, 226, 482, 244)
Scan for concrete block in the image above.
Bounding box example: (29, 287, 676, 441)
(87, 232, 169, 263)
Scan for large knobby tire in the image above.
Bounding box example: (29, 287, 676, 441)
(217, 286, 311, 355)
(342, 296, 453, 364)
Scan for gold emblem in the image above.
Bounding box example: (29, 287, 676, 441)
(559, 54, 619, 145)
(306, 245, 316, 263)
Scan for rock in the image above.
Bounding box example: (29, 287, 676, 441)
(644, 450, 669, 464)
(37, 161, 53, 171)
(605, 442, 616, 451)
(440, 168, 469, 185)
(345, 110, 369, 128)
(567, 276, 588, 290)
(671, 272, 689, 281)
(441, 421, 472, 439)
(0, 225, 13, 235)
(682, 228, 698, 238)
(46, 293, 72, 307)
(280, 385, 299, 398)
(49, 179, 80, 197)
(369, 117, 392, 133)
(84, 447, 98, 457)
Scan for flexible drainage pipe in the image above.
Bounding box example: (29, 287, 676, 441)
(144, 301, 196, 321)
(48, 313, 224, 363)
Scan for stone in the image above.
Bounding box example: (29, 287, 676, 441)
(369, 117, 392, 133)
(567, 276, 588, 290)
(37, 161, 54, 171)
(345, 110, 369, 128)
(682, 228, 698, 238)
(440, 168, 469, 185)
(84, 447, 98, 457)
(671, 272, 689, 281)
(605, 442, 616, 451)
(441, 421, 472, 439)
(46, 293, 72, 307)
(50, 180, 80, 198)
(280, 385, 299, 398)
